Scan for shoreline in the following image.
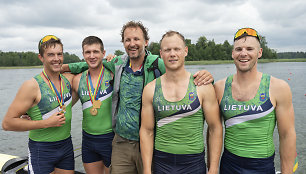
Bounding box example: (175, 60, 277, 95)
(185, 58, 306, 65)
(0, 58, 306, 69)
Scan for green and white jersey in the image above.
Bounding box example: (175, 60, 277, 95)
(220, 74, 276, 158)
(153, 75, 204, 154)
(27, 74, 72, 142)
(78, 69, 113, 135)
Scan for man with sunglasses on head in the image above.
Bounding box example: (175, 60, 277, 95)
(214, 28, 297, 174)
(2, 35, 78, 174)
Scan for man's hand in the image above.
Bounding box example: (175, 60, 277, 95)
(61, 64, 71, 73)
(193, 70, 214, 86)
(45, 112, 66, 128)
(105, 54, 117, 62)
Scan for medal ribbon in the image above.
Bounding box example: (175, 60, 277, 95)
(129, 61, 143, 71)
(42, 69, 64, 107)
(86, 65, 105, 104)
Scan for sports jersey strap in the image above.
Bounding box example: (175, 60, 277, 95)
(222, 75, 234, 99)
(260, 73, 271, 98)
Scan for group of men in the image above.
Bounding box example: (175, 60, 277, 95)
(2, 20, 296, 174)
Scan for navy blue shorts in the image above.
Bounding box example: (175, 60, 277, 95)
(28, 137, 74, 174)
(82, 130, 114, 167)
(220, 148, 275, 174)
(153, 149, 207, 174)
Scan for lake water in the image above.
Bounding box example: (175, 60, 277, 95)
(0, 62, 305, 173)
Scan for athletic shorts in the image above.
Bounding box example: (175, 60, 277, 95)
(28, 137, 74, 174)
(220, 148, 275, 174)
(82, 130, 114, 167)
(153, 149, 207, 174)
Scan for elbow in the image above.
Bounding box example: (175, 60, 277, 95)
(2, 121, 10, 131)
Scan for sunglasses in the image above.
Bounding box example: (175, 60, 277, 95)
(39, 35, 59, 48)
(234, 28, 260, 41)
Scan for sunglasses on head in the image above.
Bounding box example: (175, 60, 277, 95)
(39, 35, 59, 48)
(234, 28, 260, 41)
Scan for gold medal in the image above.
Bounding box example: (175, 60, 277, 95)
(90, 107, 98, 116)
(59, 104, 66, 113)
(93, 100, 101, 109)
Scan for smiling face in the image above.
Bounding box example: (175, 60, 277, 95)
(39, 43, 63, 73)
(232, 36, 262, 73)
(160, 34, 188, 71)
(123, 27, 148, 60)
(83, 43, 105, 69)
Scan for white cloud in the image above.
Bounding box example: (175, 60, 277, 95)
(0, 0, 306, 58)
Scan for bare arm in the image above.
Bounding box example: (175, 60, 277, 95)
(2, 79, 66, 131)
(193, 70, 214, 86)
(198, 84, 223, 174)
(139, 81, 156, 174)
(71, 73, 81, 106)
(271, 78, 296, 174)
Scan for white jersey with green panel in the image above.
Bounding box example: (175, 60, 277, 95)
(78, 69, 113, 135)
(153, 75, 205, 154)
(220, 73, 276, 158)
(27, 74, 72, 142)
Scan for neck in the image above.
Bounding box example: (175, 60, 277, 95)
(235, 69, 261, 86)
(164, 68, 189, 83)
(43, 68, 60, 82)
(129, 55, 145, 71)
(89, 64, 103, 79)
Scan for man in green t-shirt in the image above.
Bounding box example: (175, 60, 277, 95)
(214, 28, 297, 174)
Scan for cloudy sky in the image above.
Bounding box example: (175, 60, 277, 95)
(0, 0, 305, 58)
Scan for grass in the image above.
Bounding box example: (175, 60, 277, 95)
(0, 66, 43, 69)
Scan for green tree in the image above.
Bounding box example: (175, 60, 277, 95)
(260, 36, 277, 59)
(147, 42, 160, 56)
(114, 50, 124, 56)
(63, 52, 81, 64)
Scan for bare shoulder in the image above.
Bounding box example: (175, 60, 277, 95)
(270, 76, 292, 95)
(197, 83, 216, 100)
(144, 78, 156, 93)
(270, 76, 292, 104)
(17, 77, 40, 102)
(73, 73, 82, 82)
(72, 73, 82, 91)
(213, 78, 227, 101)
(21, 78, 39, 93)
(62, 73, 75, 83)
(214, 78, 226, 91)
(270, 76, 290, 89)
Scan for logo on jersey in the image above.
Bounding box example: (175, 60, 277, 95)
(66, 83, 70, 90)
(260, 93, 266, 102)
(189, 92, 195, 101)
(105, 80, 110, 87)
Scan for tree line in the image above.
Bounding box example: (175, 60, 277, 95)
(0, 51, 81, 66)
(117, 36, 305, 60)
(145, 35, 278, 60)
(277, 52, 306, 59)
(1, 35, 305, 66)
